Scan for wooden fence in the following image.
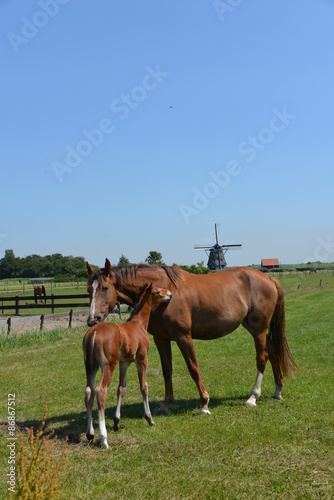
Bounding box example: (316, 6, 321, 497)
(1, 294, 90, 315)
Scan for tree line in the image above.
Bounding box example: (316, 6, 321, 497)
(0, 250, 210, 280)
(0, 250, 88, 280)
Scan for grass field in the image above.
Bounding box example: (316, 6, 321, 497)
(0, 285, 333, 498)
(0, 279, 89, 319)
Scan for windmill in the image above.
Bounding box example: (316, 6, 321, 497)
(194, 224, 242, 271)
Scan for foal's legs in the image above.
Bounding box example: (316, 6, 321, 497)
(153, 337, 174, 414)
(244, 331, 269, 408)
(85, 367, 98, 441)
(113, 361, 130, 431)
(136, 355, 155, 426)
(175, 333, 210, 414)
(96, 360, 117, 448)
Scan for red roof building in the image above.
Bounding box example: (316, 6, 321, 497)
(261, 258, 279, 269)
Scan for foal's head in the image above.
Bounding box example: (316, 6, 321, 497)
(128, 283, 172, 321)
(86, 259, 117, 326)
(150, 285, 173, 309)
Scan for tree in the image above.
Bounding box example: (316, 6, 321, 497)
(145, 251, 165, 266)
(118, 254, 131, 266)
(0, 249, 19, 279)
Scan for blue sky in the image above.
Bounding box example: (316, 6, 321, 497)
(1, 0, 333, 268)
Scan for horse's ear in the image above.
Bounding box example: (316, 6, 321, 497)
(86, 262, 94, 275)
(104, 258, 112, 276)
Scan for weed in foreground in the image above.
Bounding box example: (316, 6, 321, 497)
(9, 403, 74, 500)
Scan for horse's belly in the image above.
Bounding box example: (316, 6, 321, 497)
(118, 346, 136, 363)
(191, 320, 241, 340)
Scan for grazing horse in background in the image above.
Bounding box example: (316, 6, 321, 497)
(83, 283, 172, 448)
(34, 285, 46, 304)
(86, 259, 299, 415)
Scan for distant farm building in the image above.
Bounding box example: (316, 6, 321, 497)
(261, 258, 279, 271)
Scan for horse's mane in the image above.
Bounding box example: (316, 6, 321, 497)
(127, 283, 150, 322)
(110, 263, 184, 288)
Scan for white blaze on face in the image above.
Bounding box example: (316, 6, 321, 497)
(89, 279, 99, 320)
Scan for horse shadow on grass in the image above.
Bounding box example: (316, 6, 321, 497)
(15, 394, 250, 446)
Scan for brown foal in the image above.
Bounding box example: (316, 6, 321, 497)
(83, 283, 172, 448)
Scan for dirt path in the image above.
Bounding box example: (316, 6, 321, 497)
(0, 311, 90, 335)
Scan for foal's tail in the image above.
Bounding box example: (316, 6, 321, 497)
(83, 331, 96, 376)
(268, 278, 299, 378)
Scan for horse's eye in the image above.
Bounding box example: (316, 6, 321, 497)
(102, 287, 109, 293)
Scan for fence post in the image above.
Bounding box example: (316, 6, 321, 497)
(7, 317, 11, 335)
(68, 309, 73, 328)
(40, 314, 44, 332)
(15, 296, 19, 316)
(51, 294, 55, 314)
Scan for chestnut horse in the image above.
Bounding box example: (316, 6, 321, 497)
(86, 259, 299, 415)
(83, 283, 172, 448)
(34, 285, 46, 304)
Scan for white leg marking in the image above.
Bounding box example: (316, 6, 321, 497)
(89, 279, 98, 320)
(99, 418, 108, 449)
(272, 383, 283, 400)
(200, 407, 211, 415)
(244, 371, 263, 408)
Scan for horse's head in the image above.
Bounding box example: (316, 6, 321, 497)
(86, 259, 117, 326)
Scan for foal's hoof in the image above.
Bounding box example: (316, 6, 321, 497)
(244, 400, 256, 408)
(99, 436, 109, 448)
(199, 407, 211, 415)
(272, 394, 283, 401)
(113, 418, 120, 432)
(86, 433, 94, 441)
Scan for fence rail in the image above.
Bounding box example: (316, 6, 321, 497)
(1, 294, 90, 315)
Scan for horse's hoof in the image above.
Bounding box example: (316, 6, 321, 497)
(199, 407, 211, 415)
(86, 433, 94, 441)
(155, 405, 171, 416)
(100, 439, 109, 449)
(272, 394, 283, 401)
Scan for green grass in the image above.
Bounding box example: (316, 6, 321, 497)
(269, 269, 334, 291)
(0, 289, 333, 498)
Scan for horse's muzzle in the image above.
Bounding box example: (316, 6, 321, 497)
(87, 316, 102, 327)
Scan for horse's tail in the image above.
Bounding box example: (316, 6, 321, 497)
(268, 278, 299, 378)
